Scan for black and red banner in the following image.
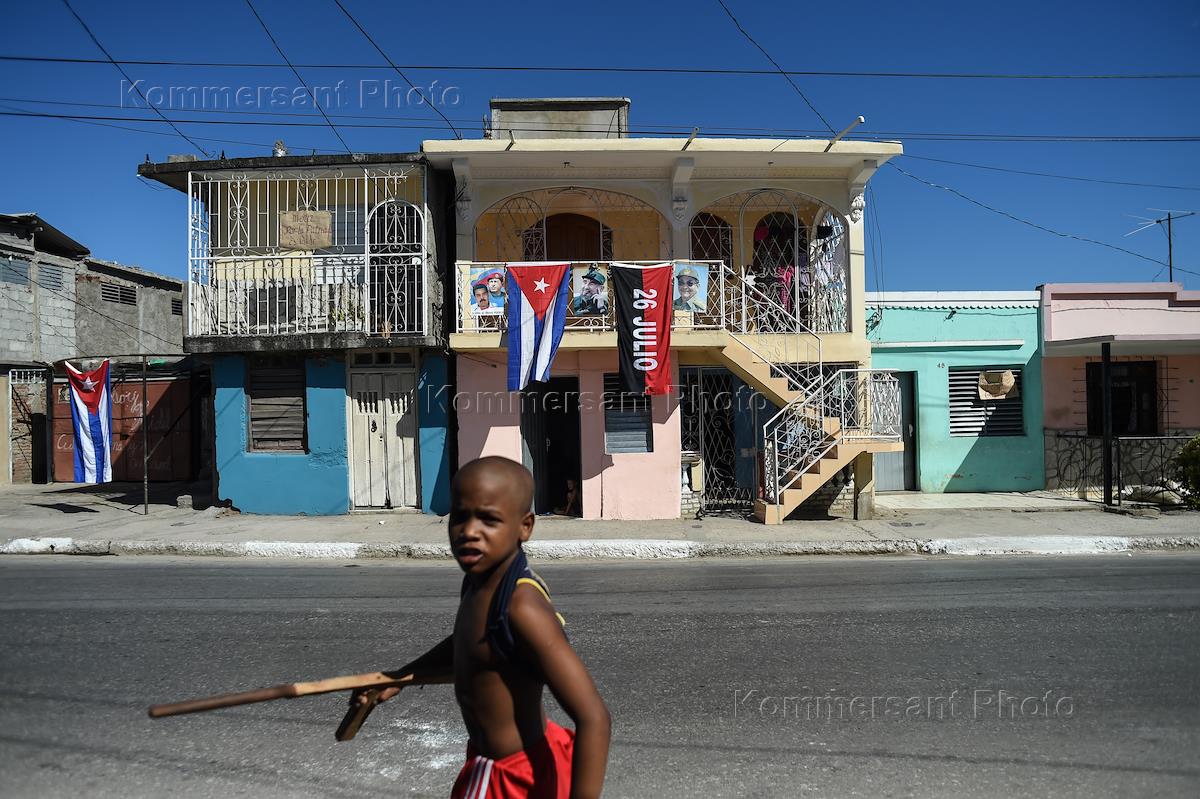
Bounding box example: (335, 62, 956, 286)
(612, 262, 674, 395)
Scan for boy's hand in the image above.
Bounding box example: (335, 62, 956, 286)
(349, 685, 402, 707)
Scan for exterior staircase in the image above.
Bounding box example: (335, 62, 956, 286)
(715, 265, 902, 525)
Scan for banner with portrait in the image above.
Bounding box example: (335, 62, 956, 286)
(466, 265, 506, 316)
(569, 264, 610, 316)
(672, 262, 710, 313)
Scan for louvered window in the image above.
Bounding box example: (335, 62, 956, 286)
(100, 282, 137, 305)
(36, 264, 64, 290)
(949, 367, 1024, 437)
(1, 257, 31, 287)
(603, 373, 653, 453)
(247, 357, 307, 452)
(171, 298, 183, 315)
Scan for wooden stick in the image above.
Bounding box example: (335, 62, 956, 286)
(147, 671, 446, 719)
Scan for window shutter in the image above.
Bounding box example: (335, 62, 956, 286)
(949, 367, 1024, 437)
(35, 264, 64, 290)
(603, 373, 653, 453)
(247, 359, 307, 451)
(100, 282, 137, 305)
(1, 257, 31, 287)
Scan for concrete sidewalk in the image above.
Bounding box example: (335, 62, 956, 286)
(1, 482, 1197, 559)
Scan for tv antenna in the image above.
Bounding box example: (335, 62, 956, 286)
(1125, 208, 1196, 281)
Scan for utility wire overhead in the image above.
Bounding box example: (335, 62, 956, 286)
(900, 154, 1200, 192)
(5, 110, 1199, 144)
(889, 162, 1199, 277)
(241, 0, 353, 153)
(328, 0, 461, 139)
(714, 0, 834, 133)
(3, 53, 1197, 80)
(55, 0, 212, 158)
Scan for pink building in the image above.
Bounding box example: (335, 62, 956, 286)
(1041, 283, 1200, 498)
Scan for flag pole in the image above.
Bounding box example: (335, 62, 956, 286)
(142, 355, 149, 516)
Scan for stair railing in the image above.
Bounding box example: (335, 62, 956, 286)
(722, 264, 823, 397)
(762, 369, 902, 510)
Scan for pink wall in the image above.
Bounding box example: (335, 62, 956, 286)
(1042, 283, 1200, 342)
(1043, 354, 1200, 431)
(455, 351, 682, 520)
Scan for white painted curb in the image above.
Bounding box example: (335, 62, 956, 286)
(2, 535, 1197, 559)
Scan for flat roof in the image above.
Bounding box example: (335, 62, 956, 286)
(866, 291, 1039, 307)
(138, 151, 424, 192)
(1044, 334, 1200, 357)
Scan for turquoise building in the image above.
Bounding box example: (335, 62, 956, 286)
(866, 292, 1044, 493)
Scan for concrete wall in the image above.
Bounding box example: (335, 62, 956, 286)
(868, 299, 1044, 492)
(1, 229, 78, 365)
(212, 354, 349, 514)
(456, 351, 682, 520)
(76, 262, 183, 357)
(1042, 283, 1200, 343)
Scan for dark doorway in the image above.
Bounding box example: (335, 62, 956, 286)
(543, 213, 613, 261)
(520, 376, 582, 515)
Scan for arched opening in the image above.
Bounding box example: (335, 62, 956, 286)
(689, 189, 848, 333)
(475, 187, 670, 262)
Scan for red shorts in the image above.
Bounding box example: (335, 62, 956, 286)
(450, 721, 575, 799)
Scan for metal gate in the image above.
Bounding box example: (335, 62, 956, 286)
(680, 368, 754, 514)
(366, 200, 426, 336)
(349, 370, 417, 508)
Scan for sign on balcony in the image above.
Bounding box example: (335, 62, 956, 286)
(278, 210, 333, 250)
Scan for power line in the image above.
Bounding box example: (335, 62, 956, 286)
(241, 0, 353, 153)
(3, 53, 1197, 80)
(887, 162, 1193, 275)
(714, 0, 834, 133)
(5, 110, 1200, 143)
(901, 154, 1200, 192)
(56, 0, 212, 158)
(328, 0, 461, 139)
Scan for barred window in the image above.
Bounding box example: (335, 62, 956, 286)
(603, 373, 653, 453)
(948, 367, 1024, 437)
(247, 357, 307, 452)
(100, 282, 137, 305)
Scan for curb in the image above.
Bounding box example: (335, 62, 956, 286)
(3, 535, 1199, 560)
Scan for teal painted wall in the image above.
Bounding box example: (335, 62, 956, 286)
(213, 354, 350, 515)
(418, 354, 451, 515)
(868, 303, 1044, 493)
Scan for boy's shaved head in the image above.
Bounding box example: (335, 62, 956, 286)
(453, 456, 534, 514)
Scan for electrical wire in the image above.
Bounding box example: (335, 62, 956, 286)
(328, 0, 461, 139)
(3, 53, 1196, 80)
(241, 0, 353, 153)
(56, 0, 212, 158)
(888, 162, 1187, 274)
(5, 109, 1200, 143)
(900, 154, 1200, 192)
(714, 0, 834, 133)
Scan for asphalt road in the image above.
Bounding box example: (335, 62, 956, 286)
(1, 554, 1198, 798)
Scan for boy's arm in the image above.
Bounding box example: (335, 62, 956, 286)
(510, 588, 611, 799)
(352, 635, 455, 706)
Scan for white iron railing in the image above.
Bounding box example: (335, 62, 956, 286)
(187, 167, 428, 338)
(763, 369, 901, 505)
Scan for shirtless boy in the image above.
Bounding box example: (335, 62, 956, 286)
(352, 456, 611, 798)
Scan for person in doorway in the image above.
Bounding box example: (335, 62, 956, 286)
(554, 477, 581, 517)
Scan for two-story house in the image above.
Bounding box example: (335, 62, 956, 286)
(424, 98, 903, 523)
(138, 152, 454, 515)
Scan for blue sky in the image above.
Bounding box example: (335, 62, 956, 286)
(1, 0, 1197, 290)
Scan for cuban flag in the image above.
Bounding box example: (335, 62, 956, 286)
(506, 263, 571, 391)
(65, 359, 113, 483)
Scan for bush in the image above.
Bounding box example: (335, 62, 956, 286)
(1174, 435, 1200, 509)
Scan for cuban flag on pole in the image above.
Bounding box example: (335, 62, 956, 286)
(506, 263, 571, 391)
(65, 359, 113, 483)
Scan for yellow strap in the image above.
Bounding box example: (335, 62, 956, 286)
(516, 577, 566, 627)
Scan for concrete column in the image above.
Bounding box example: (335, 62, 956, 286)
(853, 451, 875, 520)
